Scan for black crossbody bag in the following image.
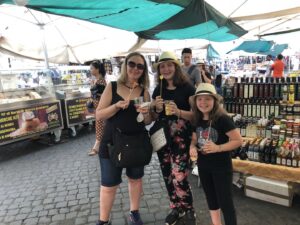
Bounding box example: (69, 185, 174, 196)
(108, 128, 153, 168)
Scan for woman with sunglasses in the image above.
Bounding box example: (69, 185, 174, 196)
(96, 52, 151, 225)
(151, 51, 196, 225)
(88, 60, 106, 156)
(189, 83, 242, 225)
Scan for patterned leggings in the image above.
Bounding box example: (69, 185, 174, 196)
(93, 99, 105, 142)
(157, 119, 193, 210)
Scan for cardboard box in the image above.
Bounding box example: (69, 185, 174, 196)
(245, 175, 294, 207)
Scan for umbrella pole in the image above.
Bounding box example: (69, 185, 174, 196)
(40, 25, 49, 69)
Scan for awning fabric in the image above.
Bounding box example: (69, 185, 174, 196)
(259, 44, 288, 57)
(227, 40, 288, 56)
(1, 0, 247, 42)
(228, 40, 274, 54)
(207, 44, 220, 59)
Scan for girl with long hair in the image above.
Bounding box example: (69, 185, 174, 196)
(96, 52, 151, 225)
(151, 51, 196, 225)
(190, 83, 242, 225)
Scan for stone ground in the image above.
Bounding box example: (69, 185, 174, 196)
(0, 126, 299, 225)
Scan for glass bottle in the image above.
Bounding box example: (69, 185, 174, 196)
(274, 78, 280, 100)
(270, 140, 278, 165)
(253, 77, 259, 98)
(269, 77, 274, 99)
(258, 138, 267, 163)
(276, 140, 283, 165)
(233, 79, 239, 98)
(248, 78, 254, 99)
(244, 77, 249, 99)
(282, 79, 289, 103)
(288, 84, 295, 105)
(239, 77, 244, 99)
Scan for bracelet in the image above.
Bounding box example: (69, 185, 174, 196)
(155, 109, 163, 114)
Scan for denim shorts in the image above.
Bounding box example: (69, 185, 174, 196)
(99, 157, 144, 187)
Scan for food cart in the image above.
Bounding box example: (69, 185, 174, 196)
(0, 69, 63, 145)
(54, 66, 95, 136)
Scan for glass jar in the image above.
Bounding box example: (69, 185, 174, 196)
(286, 120, 294, 129)
(279, 130, 286, 140)
(286, 130, 293, 138)
(272, 125, 280, 135)
(293, 104, 300, 115)
(280, 119, 287, 130)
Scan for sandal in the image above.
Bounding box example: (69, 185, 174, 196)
(88, 148, 98, 156)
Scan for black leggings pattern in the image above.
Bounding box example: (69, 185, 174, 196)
(198, 169, 237, 225)
(157, 119, 193, 210)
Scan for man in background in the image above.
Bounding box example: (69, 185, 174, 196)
(271, 54, 285, 78)
(264, 54, 274, 76)
(181, 48, 201, 87)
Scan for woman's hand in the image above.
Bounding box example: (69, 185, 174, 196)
(202, 141, 220, 154)
(139, 104, 150, 115)
(189, 145, 198, 159)
(115, 100, 130, 110)
(155, 96, 164, 112)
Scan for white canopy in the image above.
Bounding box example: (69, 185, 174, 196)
(1, 1, 300, 64)
(0, 4, 137, 64)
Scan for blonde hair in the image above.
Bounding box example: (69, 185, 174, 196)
(118, 52, 149, 88)
(192, 95, 227, 126)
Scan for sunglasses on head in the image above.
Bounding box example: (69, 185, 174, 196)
(127, 61, 145, 70)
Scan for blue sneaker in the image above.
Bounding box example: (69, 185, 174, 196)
(96, 220, 111, 225)
(127, 211, 143, 225)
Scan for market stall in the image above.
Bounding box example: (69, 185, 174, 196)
(0, 69, 63, 145)
(54, 66, 94, 137)
(232, 159, 300, 183)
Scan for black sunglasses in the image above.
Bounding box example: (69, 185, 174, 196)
(127, 61, 145, 70)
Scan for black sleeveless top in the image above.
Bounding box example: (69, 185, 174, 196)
(99, 81, 145, 158)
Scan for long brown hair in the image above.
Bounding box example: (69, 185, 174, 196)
(192, 95, 227, 126)
(118, 52, 150, 88)
(156, 62, 191, 88)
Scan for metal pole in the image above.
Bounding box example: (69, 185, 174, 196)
(40, 25, 49, 69)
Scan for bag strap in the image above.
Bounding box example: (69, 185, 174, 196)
(111, 81, 117, 100)
(187, 65, 196, 75)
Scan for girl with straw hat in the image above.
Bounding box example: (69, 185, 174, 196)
(190, 83, 242, 225)
(151, 51, 196, 225)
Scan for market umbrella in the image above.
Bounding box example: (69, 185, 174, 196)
(2, 0, 247, 42)
(0, 4, 138, 65)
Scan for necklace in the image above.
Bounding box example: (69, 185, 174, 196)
(124, 83, 138, 89)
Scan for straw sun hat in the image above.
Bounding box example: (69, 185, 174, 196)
(193, 83, 219, 100)
(154, 51, 180, 69)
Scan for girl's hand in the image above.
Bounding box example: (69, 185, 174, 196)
(115, 100, 129, 110)
(168, 101, 180, 116)
(189, 145, 198, 159)
(202, 141, 219, 154)
(155, 96, 164, 112)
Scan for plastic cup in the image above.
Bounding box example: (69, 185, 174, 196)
(134, 96, 144, 111)
(165, 100, 174, 116)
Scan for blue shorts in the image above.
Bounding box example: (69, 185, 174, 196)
(99, 157, 144, 187)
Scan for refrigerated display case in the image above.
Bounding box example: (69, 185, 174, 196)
(54, 66, 95, 136)
(0, 69, 63, 145)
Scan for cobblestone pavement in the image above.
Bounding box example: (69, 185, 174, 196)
(0, 127, 299, 225)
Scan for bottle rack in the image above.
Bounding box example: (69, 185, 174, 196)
(223, 76, 300, 119)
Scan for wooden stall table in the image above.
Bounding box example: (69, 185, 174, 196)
(232, 159, 300, 183)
